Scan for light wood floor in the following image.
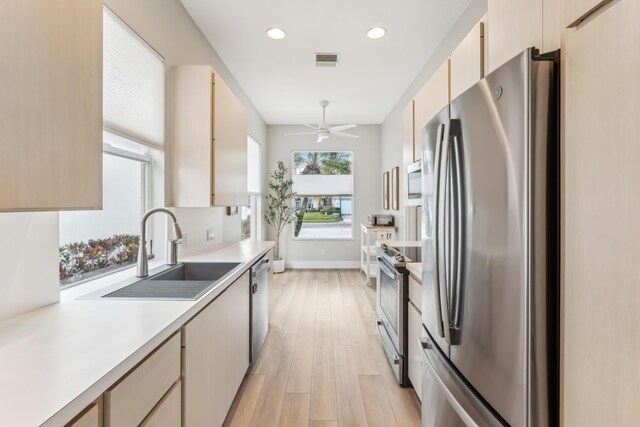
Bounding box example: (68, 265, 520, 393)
(223, 269, 421, 427)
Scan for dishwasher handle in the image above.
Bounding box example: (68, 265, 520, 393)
(251, 258, 270, 277)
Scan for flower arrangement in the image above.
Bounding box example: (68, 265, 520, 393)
(59, 234, 140, 284)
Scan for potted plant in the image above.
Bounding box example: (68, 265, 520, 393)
(265, 161, 295, 273)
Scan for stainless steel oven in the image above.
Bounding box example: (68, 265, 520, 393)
(376, 252, 408, 385)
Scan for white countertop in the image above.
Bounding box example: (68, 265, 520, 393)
(0, 240, 274, 427)
(407, 262, 422, 280)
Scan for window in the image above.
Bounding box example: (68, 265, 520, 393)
(242, 136, 262, 241)
(59, 133, 152, 286)
(292, 151, 354, 240)
(59, 7, 164, 287)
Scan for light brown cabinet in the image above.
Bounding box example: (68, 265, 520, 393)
(104, 333, 181, 427)
(140, 380, 181, 427)
(487, 0, 560, 73)
(66, 401, 101, 427)
(408, 301, 423, 400)
(562, 1, 640, 425)
(414, 60, 450, 142)
(168, 66, 248, 208)
(563, 0, 609, 27)
(450, 18, 485, 101)
(0, 0, 103, 211)
(183, 271, 250, 426)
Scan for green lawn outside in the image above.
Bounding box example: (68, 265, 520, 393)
(302, 212, 343, 223)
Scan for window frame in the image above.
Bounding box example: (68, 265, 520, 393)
(291, 150, 355, 241)
(59, 138, 152, 290)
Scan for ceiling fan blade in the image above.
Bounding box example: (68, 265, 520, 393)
(329, 124, 357, 133)
(285, 131, 317, 136)
(332, 132, 359, 139)
(301, 123, 317, 130)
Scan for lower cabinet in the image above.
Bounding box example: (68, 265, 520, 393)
(66, 401, 101, 427)
(140, 380, 182, 427)
(183, 271, 251, 426)
(408, 300, 423, 400)
(104, 333, 182, 427)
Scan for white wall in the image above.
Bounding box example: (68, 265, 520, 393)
(266, 125, 381, 267)
(0, 213, 60, 322)
(103, 0, 268, 253)
(380, 0, 487, 239)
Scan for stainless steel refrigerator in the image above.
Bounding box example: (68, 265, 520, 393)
(420, 48, 560, 427)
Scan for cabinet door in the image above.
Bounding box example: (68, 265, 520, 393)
(450, 19, 485, 100)
(402, 100, 416, 168)
(408, 302, 423, 400)
(487, 0, 542, 72)
(563, 2, 640, 425)
(183, 271, 251, 426)
(414, 60, 449, 140)
(168, 66, 214, 208)
(563, 0, 609, 27)
(0, 0, 102, 211)
(213, 74, 248, 207)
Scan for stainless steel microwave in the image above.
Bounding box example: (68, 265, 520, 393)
(407, 160, 421, 206)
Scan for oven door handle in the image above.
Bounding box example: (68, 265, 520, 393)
(377, 320, 402, 364)
(377, 257, 402, 281)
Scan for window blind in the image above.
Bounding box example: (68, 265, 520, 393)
(247, 135, 261, 194)
(103, 7, 165, 150)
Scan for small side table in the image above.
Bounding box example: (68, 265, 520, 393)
(360, 223, 397, 286)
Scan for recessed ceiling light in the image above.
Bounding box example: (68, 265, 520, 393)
(266, 27, 286, 40)
(366, 27, 387, 39)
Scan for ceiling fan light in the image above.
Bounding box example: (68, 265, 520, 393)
(366, 27, 386, 39)
(266, 27, 286, 40)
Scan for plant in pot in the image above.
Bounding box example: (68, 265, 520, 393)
(265, 160, 295, 273)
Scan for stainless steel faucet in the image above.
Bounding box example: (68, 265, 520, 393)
(137, 208, 183, 278)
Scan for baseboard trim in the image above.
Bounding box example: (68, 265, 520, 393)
(285, 261, 360, 269)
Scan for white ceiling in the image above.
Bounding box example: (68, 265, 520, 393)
(179, 0, 472, 125)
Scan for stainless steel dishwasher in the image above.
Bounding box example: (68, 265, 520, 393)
(250, 254, 270, 364)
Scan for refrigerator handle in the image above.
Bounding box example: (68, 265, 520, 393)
(420, 333, 508, 427)
(451, 130, 465, 335)
(437, 120, 453, 344)
(431, 123, 446, 339)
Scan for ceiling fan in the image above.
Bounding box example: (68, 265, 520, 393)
(285, 100, 358, 143)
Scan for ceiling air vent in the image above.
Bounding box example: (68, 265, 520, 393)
(315, 53, 339, 67)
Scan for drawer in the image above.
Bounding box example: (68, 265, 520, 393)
(409, 274, 421, 310)
(105, 333, 181, 427)
(66, 402, 100, 427)
(141, 380, 182, 427)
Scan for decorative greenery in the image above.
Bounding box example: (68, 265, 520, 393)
(59, 234, 140, 285)
(265, 161, 295, 260)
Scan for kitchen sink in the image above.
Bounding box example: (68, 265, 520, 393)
(99, 262, 241, 300)
(148, 262, 241, 282)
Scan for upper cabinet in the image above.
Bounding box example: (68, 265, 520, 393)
(450, 18, 486, 101)
(414, 59, 450, 143)
(487, 0, 560, 72)
(0, 0, 103, 211)
(168, 66, 248, 208)
(563, 0, 608, 27)
(402, 100, 416, 167)
(563, 1, 640, 424)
